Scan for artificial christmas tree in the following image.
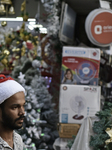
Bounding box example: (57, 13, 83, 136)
(89, 87, 112, 150)
(11, 59, 59, 150)
(0, 0, 62, 149)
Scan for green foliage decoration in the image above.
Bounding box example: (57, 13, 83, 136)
(90, 101, 112, 150)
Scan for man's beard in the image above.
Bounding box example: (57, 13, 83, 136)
(1, 109, 25, 130)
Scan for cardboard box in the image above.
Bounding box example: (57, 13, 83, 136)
(59, 84, 100, 124)
(61, 46, 100, 85)
(58, 123, 81, 138)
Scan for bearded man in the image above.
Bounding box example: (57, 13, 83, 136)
(0, 74, 26, 150)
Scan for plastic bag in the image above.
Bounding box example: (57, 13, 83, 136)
(70, 117, 98, 150)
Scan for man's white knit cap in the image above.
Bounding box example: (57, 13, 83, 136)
(0, 74, 25, 104)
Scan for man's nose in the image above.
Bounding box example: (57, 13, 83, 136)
(19, 107, 25, 115)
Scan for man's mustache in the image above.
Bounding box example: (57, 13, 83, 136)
(15, 116, 25, 122)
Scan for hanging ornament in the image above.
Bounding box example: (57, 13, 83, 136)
(3, 49, 10, 55)
(1, 58, 8, 66)
(8, 5, 15, 14)
(25, 34, 30, 41)
(23, 14, 28, 22)
(26, 40, 33, 50)
(0, 4, 6, 15)
(34, 36, 38, 40)
(11, 33, 15, 39)
(1, 21, 7, 27)
(15, 48, 20, 52)
(21, 0, 26, 12)
(5, 35, 12, 44)
(0, 0, 15, 17)
(105, 127, 112, 145)
(12, 48, 16, 52)
(33, 48, 38, 57)
(15, 56, 20, 59)
(20, 23, 25, 33)
(36, 41, 39, 45)
(20, 0, 29, 22)
(20, 33, 25, 41)
(1, 0, 12, 4)
(16, 41, 20, 45)
(21, 46, 26, 56)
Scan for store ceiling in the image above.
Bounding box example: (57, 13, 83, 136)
(2, 0, 112, 19)
(4, 0, 112, 18)
(64, 0, 112, 15)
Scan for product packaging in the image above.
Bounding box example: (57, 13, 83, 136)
(59, 84, 101, 124)
(58, 123, 81, 138)
(61, 46, 100, 85)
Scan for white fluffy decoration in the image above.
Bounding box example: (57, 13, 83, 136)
(32, 59, 41, 68)
(18, 72, 25, 84)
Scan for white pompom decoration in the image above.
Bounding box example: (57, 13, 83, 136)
(32, 59, 41, 68)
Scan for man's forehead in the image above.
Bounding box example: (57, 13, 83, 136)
(4, 92, 25, 105)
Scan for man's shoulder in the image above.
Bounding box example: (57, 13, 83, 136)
(14, 131, 23, 143)
(14, 131, 22, 138)
(14, 131, 24, 149)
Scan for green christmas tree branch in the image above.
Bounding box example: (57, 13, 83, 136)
(90, 101, 112, 150)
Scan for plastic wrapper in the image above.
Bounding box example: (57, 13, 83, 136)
(70, 117, 98, 150)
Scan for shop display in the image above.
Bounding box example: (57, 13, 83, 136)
(61, 46, 100, 85)
(1, 0, 112, 149)
(0, 22, 39, 75)
(85, 8, 112, 47)
(59, 84, 101, 124)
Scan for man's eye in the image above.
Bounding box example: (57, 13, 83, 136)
(12, 106, 17, 109)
